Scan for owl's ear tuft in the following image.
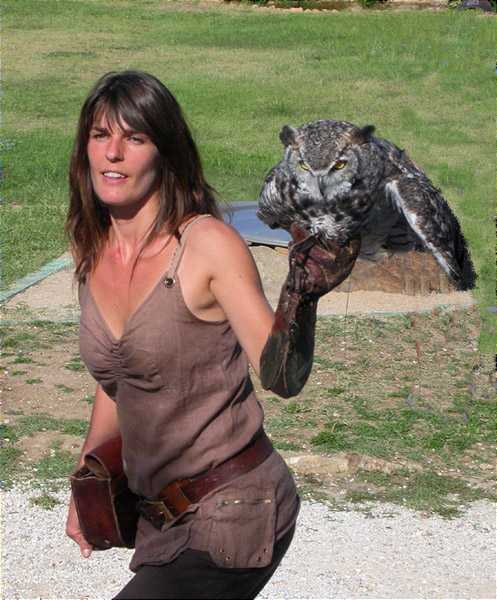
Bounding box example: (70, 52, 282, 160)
(279, 125, 299, 147)
(351, 125, 375, 144)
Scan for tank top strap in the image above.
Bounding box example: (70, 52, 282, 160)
(164, 214, 213, 286)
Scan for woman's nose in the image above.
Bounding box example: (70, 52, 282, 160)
(105, 136, 124, 162)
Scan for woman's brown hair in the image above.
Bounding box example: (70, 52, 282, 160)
(65, 70, 222, 283)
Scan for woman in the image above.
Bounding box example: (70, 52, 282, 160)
(65, 70, 358, 599)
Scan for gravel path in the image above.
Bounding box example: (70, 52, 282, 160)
(2, 486, 495, 599)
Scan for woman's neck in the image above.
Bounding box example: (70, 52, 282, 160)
(106, 197, 165, 265)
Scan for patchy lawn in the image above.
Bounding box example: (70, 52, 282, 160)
(1, 308, 494, 516)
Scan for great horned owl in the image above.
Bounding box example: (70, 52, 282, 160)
(257, 120, 476, 291)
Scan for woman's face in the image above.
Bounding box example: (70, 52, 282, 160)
(87, 113, 161, 210)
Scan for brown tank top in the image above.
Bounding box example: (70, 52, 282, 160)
(78, 215, 300, 570)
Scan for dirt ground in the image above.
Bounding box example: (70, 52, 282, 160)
(2, 247, 474, 322)
(0, 245, 492, 512)
(1, 307, 494, 513)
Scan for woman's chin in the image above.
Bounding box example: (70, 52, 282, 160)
(97, 193, 159, 219)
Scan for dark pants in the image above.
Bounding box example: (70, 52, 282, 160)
(113, 524, 295, 600)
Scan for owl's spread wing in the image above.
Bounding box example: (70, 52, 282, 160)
(386, 177, 476, 290)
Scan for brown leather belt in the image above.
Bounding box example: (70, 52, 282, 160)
(137, 430, 274, 530)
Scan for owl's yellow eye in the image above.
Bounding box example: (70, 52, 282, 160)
(299, 161, 311, 172)
(333, 160, 347, 170)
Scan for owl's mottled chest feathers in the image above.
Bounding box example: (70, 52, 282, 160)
(259, 120, 399, 244)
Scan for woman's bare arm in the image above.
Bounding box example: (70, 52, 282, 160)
(189, 220, 275, 376)
(75, 384, 120, 467)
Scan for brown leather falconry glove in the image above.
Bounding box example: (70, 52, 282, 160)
(260, 224, 360, 398)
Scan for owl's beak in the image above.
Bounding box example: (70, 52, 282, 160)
(318, 176, 327, 198)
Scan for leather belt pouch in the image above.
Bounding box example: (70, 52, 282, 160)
(70, 436, 139, 550)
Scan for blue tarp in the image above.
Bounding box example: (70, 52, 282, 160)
(223, 201, 290, 247)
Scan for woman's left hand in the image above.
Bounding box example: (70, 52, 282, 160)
(286, 224, 360, 299)
(66, 493, 93, 558)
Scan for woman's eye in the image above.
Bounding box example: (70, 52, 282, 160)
(129, 135, 145, 144)
(91, 132, 107, 139)
(333, 160, 347, 170)
(299, 161, 311, 172)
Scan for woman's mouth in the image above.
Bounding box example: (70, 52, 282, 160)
(102, 171, 128, 182)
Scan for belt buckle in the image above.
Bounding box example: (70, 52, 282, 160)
(150, 499, 176, 522)
(139, 499, 175, 530)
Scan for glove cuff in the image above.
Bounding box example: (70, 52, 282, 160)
(260, 280, 318, 398)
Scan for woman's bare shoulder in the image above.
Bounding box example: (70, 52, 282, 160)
(185, 215, 250, 257)
(184, 215, 261, 287)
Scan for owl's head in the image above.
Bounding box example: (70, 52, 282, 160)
(257, 119, 385, 244)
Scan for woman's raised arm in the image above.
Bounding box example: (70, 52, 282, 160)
(198, 219, 359, 398)
(200, 221, 276, 376)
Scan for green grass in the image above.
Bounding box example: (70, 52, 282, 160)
(349, 469, 494, 517)
(0, 446, 23, 488)
(0, 423, 19, 443)
(81, 393, 95, 404)
(2, 331, 37, 348)
(33, 448, 77, 480)
(0, 322, 78, 355)
(64, 355, 85, 372)
(273, 440, 303, 451)
(310, 400, 495, 460)
(12, 414, 88, 438)
(29, 492, 62, 510)
(0, 416, 86, 488)
(1, 1, 494, 351)
(55, 383, 76, 394)
(0, 414, 88, 447)
(262, 308, 496, 514)
(12, 354, 34, 364)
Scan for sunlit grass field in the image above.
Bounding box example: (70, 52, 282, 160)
(1, 1, 494, 347)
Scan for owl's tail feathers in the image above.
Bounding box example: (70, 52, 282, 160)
(387, 178, 477, 292)
(453, 228, 477, 291)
